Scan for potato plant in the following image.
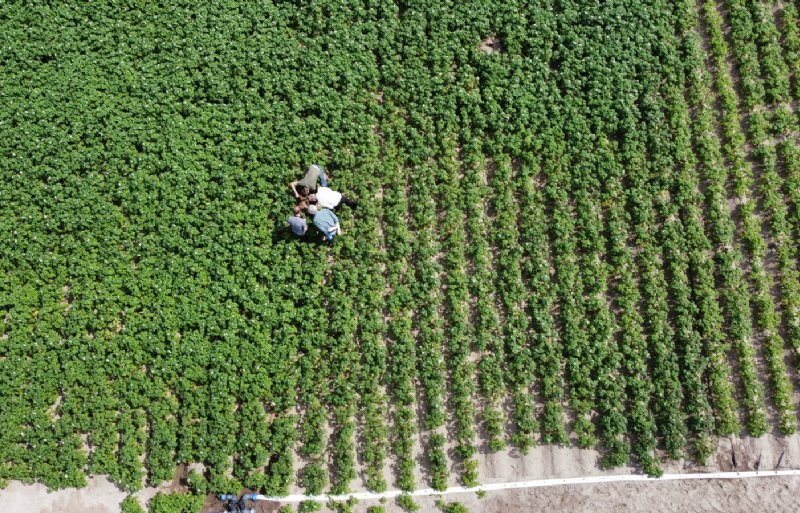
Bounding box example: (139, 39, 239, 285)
(4, 0, 800, 496)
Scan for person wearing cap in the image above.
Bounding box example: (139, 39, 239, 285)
(308, 204, 342, 243)
(287, 206, 308, 237)
(289, 164, 329, 198)
(308, 187, 357, 210)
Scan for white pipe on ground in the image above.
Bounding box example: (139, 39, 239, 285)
(253, 469, 800, 503)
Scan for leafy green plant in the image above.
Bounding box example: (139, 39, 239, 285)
(396, 494, 420, 513)
(5, 0, 800, 497)
(436, 500, 470, 513)
(299, 463, 326, 496)
(147, 492, 204, 513)
(298, 500, 321, 513)
(121, 496, 146, 513)
(185, 469, 206, 496)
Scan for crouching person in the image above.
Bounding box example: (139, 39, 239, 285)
(289, 164, 328, 198)
(287, 206, 308, 237)
(308, 186, 357, 210)
(308, 204, 342, 244)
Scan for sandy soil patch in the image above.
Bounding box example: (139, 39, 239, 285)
(2, 434, 800, 513)
(408, 475, 800, 513)
(0, 475, 161, 513)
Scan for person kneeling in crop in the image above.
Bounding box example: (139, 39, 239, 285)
(307, 204, 342, 243)
(308, 186, 357, 210)
(287, 206, 308, 237)
(289, 164, 328, 198)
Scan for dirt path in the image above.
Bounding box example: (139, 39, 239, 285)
(3, 434, 800, 513)
(409, 475, 800, 513)
(6, 473, 796, 513)
(0, 476, 160, 513)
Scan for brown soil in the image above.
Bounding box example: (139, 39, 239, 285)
(6, 434, 800, 513)
(411, 475, 800, 513)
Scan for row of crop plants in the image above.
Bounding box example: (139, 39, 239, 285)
(662, 12, 719, 461)
(351, 126, 391, 494)
(457, 0, 719, 471)
(545, 0, 684, 467)
(405, 2, 454, 492)
(377, 0, 450, 493)
(637, 1, 722, 462)
(742, 0, 800, 386)
(577, 3, 675, 469)
(691, 1, 771, 436)
(774, 0, 800, 267)
(11, 0, 800, 497)
(705, 0, 797, 433)
(673, 1, 741, 440)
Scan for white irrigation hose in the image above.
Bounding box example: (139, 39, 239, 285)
(253, 469, 800, 503)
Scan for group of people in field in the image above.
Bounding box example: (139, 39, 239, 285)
(286, 164, 357, 244)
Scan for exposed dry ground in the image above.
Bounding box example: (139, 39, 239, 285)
(410, 475, 800, 513)
(3, 434, 800, 513)
(4, 473, 798, 513)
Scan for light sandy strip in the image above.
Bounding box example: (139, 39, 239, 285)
(254, 470, 800, 502)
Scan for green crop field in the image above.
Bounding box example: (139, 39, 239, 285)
(3, 0, 800, 503)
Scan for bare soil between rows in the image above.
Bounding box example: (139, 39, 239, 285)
(3, 433, 800, 513)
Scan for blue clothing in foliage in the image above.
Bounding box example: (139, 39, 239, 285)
(312, 208, 339, 241)
(287, 215, 307, 236)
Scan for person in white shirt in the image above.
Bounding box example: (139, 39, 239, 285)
(309, 187, 357, 210)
